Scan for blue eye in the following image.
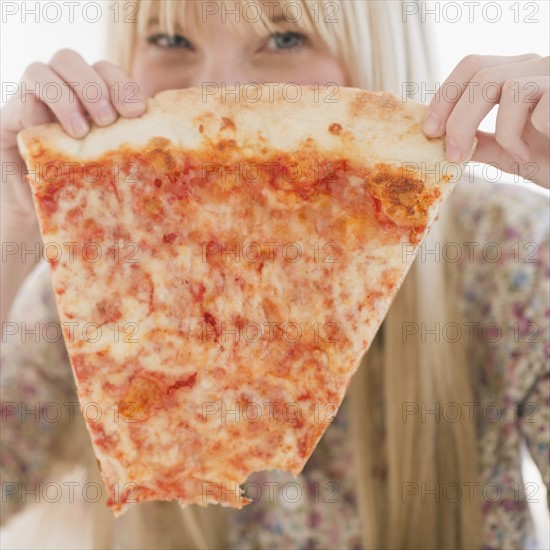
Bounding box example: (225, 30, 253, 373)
(148, 33, 192, 49)
(268, 32, 305, 50)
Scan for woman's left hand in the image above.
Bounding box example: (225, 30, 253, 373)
(422, 54, 549, 188)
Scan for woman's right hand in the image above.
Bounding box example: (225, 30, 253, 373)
(0, 49, 147, 324)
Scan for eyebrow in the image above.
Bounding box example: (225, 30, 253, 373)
(144, 12, 295, 36)
(145, 16, 185, 34)
(270, 14, 299, 25)
(146, 13, 291, 23)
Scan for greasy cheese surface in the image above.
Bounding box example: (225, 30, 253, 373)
(27, 132, 444, 515)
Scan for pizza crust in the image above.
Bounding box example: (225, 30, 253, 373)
(19, 86, 464, 172)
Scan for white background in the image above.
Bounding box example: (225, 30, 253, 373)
(1, 1, 549, 549)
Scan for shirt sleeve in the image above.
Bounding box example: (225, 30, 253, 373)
(515, 231, 550, 495)
(0, 262, 89, 526)
(450, 180, 550, 494)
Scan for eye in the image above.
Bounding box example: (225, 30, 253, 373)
(147, 33, 193, 50)
(266, 32, 306, 51)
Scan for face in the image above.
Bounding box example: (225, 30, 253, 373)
(131, 1, 349, 98)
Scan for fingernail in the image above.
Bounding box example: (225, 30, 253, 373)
(446, 138, 462, 163)
(97, 101, 117, 125)
(70, 114, 89, 137)
(423, 112, 441, 135)
(125, 100, 147, 115)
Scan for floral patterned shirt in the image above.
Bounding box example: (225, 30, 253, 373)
(1, 180, 548, 549)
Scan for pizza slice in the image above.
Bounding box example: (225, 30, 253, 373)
(17, 85, 467, 516)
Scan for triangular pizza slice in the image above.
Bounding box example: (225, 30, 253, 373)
(17, 85, 465, 516)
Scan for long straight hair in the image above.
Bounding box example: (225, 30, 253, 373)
(84, 1, 482, 548)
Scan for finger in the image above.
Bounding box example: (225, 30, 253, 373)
(20, 62, 89, 138)
(530, 85, 550, 137)
(1, 94, 55, 141)
(423, 53, 541, 137)
(92, 61, 147, 118)
(444, 58, 547, 162)
(49, 49, 118, 127)
(495, 76, 546, 163)
(471, 130, 511, 168)
(472, 130, 545, 186)
(19, 99, 57, 129)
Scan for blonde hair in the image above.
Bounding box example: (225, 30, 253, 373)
(92, 1, 482, 548)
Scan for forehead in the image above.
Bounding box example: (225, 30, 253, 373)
(136, 0, 319, 36)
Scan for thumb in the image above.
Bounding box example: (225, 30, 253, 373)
(470, 131, 516, 172)
(471, 131, 546, 186)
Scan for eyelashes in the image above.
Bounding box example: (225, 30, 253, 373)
(147, 33, 193, 50)
(147, 31, 307, 53)
(266, 32, 307, 51)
